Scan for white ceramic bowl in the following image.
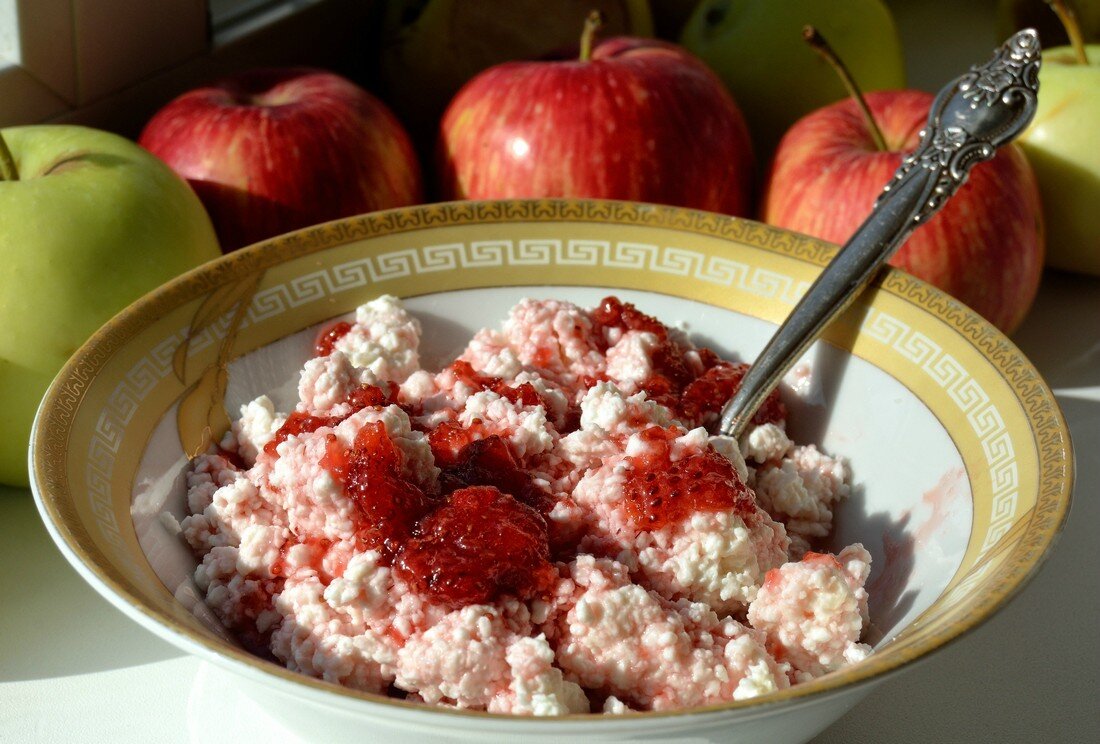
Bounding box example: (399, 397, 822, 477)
(30, 200, 1073, 742)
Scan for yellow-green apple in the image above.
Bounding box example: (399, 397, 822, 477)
(0, 125, 220, 486)
(378, 0, 653, 152)
(438, 16, 754, 215)
(680, 0, 905, 158)
(139, 67, 422, 252)
(997, 0, 1100, 46)
(762, 90, 1044, 333)
(1015, 4, 1100, 275)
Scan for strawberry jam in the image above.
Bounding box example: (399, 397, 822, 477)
(592, 296, 786, 428)
(591, 296, 669, 339)
(621, 427, 755, 530)
(264, 412, 342, 456)
(679, 362, 786, 427)
(636, 342, 697, 410)
(322, 422, 432, 563)
(315, 321, 352, 357)
(263, 383, 398, 457)
(591, 296, 699, 410)
(438, 435, 552, 513)
(447, 360, 550, 410)
(394, 486, 557, 608)
(346, 380, 398, 411)
(427, 420, 488, 468)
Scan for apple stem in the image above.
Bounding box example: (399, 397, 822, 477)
(0, 130, 18, 182)
(579, 10, 605, 62)
(803, 25, 888, 152)
(1045, 0, 1090, 64)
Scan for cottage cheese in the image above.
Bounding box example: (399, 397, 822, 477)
(180, 295, 871, 716)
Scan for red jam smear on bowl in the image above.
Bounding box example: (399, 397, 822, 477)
(394, 485, 557, 608)
(621, 427, 754, 530)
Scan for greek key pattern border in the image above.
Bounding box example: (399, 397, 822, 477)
(859, 307, 1018, 555)
(83, 325, 225, 571)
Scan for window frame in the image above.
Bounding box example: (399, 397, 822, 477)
(0, 0, 349, 130)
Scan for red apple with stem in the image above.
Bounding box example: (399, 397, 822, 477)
(140, 67, 423, 252)
(762, 28, 1044, 334)
(438, 11, 754, 215)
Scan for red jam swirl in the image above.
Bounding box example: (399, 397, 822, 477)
(315, 321, 353, 357)
(394, 486, 557, 608)
(321, 422, 433, 563)
(621, 427, 754, 530)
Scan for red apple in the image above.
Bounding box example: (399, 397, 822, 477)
(762, 90, 1044, 333)
(140, 67, 422, 251)
(437, 19, 753, 215)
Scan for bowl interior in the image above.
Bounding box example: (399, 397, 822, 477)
(132, 285, 970, 650)
(32, 200, 1072, 716)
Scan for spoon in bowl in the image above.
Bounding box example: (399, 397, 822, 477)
(717, 28, 1042, 439)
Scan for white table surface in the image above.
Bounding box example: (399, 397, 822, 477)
(2, 268, 1097, 743)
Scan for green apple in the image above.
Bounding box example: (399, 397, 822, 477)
(1017, 45, 1100, 275)
(997, 0, 1100, 47)
(680, 0, 906, 157)
(0, 125, 220, 486)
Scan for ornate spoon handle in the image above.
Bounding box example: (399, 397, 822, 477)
(717, 29, 1041, 439)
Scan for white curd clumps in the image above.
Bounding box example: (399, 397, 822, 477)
(179, 295, 870, 716)
(233, 396, 283, 465)
(332, 295, 422, 381)
(393, 601, 589, 714)
(297, 352, 379, 416)
(543, 556, 789, 710)
(753, 444, 852, 559)
(603, 330, 659, 393)
(498, 298, 606, 389)
(571, 427, 790, 616)
(740, 422, 792, 464)
(747, 545, 872, 679)
(555, 381, 675, 485)
(270, 571, 398, 692)
(459, 328, 524, 380)
(458, 390, 557, 462)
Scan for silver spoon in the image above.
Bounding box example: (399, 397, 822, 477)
(717, 29, 1042, 439)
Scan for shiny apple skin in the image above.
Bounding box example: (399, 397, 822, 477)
(140, 68, 423, 251)
(763, 90, 1044, 334)
(1018, 46, 1100, 276)
(438, 38, 753, 216)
